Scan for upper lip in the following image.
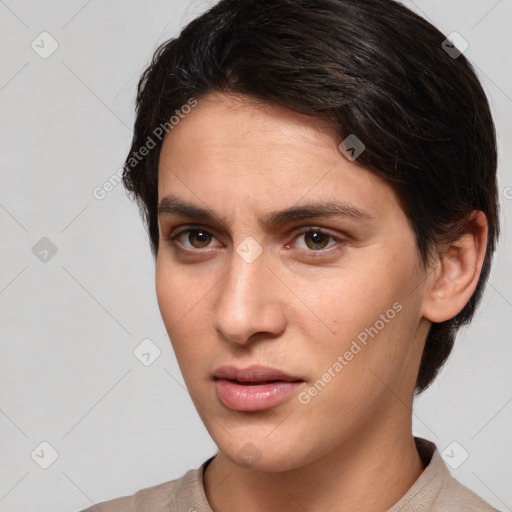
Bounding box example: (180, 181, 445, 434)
(213, 365, 303, 383)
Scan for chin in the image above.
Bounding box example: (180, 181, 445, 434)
(229, 451, 301, 473)
(216, 433, 312, 473)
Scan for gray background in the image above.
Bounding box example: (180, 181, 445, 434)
(0, 1, 510, 511)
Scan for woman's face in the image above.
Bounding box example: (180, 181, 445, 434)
(156, 92, 431, 471)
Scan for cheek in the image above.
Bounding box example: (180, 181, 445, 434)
(294, 248, 422, 382)
(293, 256, 409, 339)
(155, 262, 182, 331)
(155, 253, 218, 325)
(155, 259, 214, 367)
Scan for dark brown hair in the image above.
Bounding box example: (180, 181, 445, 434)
(122, 0, 499, 392)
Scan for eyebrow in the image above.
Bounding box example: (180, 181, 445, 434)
(157, 195, 374, 226)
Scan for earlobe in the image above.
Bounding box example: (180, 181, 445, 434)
(421, 211, 488, 323)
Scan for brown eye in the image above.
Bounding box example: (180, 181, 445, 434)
(303, 230, 331, 250)
(187, 229, 212, 248)
(167, 227, 222, 254)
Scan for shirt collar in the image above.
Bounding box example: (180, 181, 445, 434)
(173, 437, 450, 512)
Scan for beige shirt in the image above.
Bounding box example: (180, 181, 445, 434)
(79, 438, 499, 511)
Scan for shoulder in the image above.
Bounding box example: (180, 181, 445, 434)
(436, 468, 500, 511)
(390, 439, 500, 512)
(76, 469, 193, 512)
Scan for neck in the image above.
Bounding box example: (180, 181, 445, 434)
(203, 413, 424, 512)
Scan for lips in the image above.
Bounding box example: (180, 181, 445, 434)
(213, 365, 305, 411)
(213, 364, 302, 383)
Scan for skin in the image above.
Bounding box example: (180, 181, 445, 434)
(155, 91, 488, 512)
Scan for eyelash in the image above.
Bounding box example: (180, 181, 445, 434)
(165, 226, 346, 258)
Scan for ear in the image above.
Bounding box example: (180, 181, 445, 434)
(421, 211, 488, 323)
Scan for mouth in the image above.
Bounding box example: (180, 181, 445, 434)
(221, 378, 296, 385)
(213, 364, 302, 383)
(213, 365, 305, 411)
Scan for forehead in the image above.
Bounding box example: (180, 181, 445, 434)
(160, 92, 338, 164)
(157, 92, 400, 220)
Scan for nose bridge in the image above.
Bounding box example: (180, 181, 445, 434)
(213, 247, 284, 345)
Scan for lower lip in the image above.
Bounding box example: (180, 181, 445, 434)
(215, 379, 304, 411)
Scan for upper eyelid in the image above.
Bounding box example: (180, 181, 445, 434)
(168, 225, 221, 241)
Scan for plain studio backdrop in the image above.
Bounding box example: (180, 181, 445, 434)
(0, 1, 510, 511)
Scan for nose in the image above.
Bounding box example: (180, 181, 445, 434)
(213, 248, 287, 346)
